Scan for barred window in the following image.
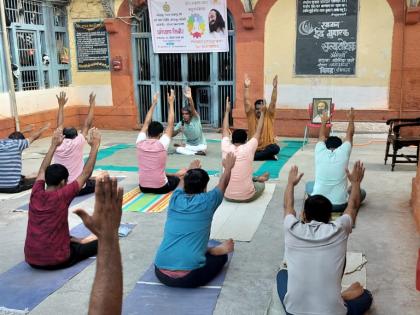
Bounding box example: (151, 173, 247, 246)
(5, 0, 71, 91)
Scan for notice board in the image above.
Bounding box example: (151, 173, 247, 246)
(74, 21, 110, 71)
(295, 0, 358, 76)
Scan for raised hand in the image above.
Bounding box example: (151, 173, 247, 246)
(167, 90, 175, 104)
(225, 96, 231, 113)
(152, 92, 160, 105)
(287, 166, 304, 186)
(51, 127, 64, 147)
(244, 74, 251, 88)
(41, 122, 51, 131)
(184, 86, 192, 99)
(88, 127, 101, 148)
(74, 175, 123, 240)
(89, 92, 96, 106)
(321, 111, 329, 124)
(222, 152, 236, 171)
(188, 159, 201, 169)
(56, 91, 68, 107)
(347, 107, 355, 121)
(346, 161, 365, 184)
(273, 75, 278, 88)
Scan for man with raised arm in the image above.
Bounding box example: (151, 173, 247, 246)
(172, 86, 207, 156)
(24, 127, 101, 270)
(305, 108, 366, 212)
(0, 123, 50, 193)
(53, 91, 97, 195)
(75, 175, 124, 315)
(136, 90, 187, 194)
(221, 96, 269, 202)
(277, 162, 373, 315)
(244, 74, 280, 161)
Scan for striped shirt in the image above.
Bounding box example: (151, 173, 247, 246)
(0, 139, 29, 188)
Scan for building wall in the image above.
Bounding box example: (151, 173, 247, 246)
(264, 0, 394, 110)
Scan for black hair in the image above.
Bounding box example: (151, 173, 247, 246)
(182, 106, 192, 115)
(209, 9, 225, 33)
(304, 195, 332, 224)
(254, 99, 265, 108)
(325, 136, 343, 150)
(45, 164, 69, 186)
(8, 132, 25, 140)
(184, 168, 210, 194)
(232, 129, 247, 145)
(148, 121, 164, 137)
(63, 127, 78, 139)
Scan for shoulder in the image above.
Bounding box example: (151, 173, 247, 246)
(283, 214, 300, 230)
(32, 180, 45, 192)
(338, 141, 352, 153)
(333, 214, 353, 234)
(315, 141, 327, 154)
(247, 137, 258, 149)
(221, 137, 232, 148)
(136, 132, 147, 144)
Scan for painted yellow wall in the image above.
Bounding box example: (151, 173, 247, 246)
(264, 0, 394, 109)
(67, 0, 111, 86)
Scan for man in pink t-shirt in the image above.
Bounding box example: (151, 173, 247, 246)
(53, 91, 96, 195)
(221, 97, 269, 202)
(136, 90, 186, 194)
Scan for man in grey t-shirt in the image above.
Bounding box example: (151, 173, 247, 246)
(278, 162, 372, 315)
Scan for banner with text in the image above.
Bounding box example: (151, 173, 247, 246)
(295, 0, 359, 76)
(148, 0, 229, 53)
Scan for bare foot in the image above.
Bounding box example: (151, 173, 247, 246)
(71, 234, 98, 244)
(188, 159, 201, 169)
(342, 282, 364, 301)
(195, 151, 206, 156)
(208, 239, 234, 256)
(256, 172, 270, 182)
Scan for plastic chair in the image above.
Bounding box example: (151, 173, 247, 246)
(302, 102, 335, 150)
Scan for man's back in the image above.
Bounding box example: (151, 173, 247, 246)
(54, 134, 85, 183)
(313, 141, 351, 205)
(284, 214, 352, 315)
(222, 137, 257, 200)
(0, 139, 29, 188)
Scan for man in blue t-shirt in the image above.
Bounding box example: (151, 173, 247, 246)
(154, 153, 236, 288)
(173, 86, 207, 156)
(0, 123, 50, 193)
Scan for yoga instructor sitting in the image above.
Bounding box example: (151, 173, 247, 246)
(154, 153, 236, 288)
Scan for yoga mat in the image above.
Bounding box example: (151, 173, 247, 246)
(13, 176, 126, 212)
(122, 241, 232, 315)
(210, 183, 276, 242)
(122, 186, 172, 213)
(0, 223, 136, 314)
(254, 140, 305, 179)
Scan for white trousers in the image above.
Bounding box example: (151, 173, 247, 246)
(176, 144, 207, 156)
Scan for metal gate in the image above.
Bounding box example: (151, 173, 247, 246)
(132, 7, 235, 127)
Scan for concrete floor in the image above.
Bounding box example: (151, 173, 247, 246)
(0, 130, 419, 315)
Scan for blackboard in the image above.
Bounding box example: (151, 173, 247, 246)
(295, 0, 358, 76)
(74, 21, 110, 71)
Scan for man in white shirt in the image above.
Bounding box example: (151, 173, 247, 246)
(277, 162, 372, 315)
(306, 108, 366, 211)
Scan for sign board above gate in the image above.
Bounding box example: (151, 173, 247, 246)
(148, 0, 229, 53)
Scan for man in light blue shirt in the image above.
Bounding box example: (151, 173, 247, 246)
(154, 153, 236, 288)
(306, 108, 366, 212)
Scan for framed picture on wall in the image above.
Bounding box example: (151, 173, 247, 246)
(311, 98, 332, 123)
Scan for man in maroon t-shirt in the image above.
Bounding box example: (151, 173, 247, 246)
(24, 127, 101, 269)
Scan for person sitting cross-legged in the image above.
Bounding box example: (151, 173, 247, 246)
(154, 153, 236, 288)
(305, 109, 366, 212)
(24, 127, 101, 270)
(53, 91, 97, 196)
(0, 123, 50, 193)
(244, 74, 280, 161)
(136, 90, 186, 194)
(221, 96, 269, 202)
(277, 162, 373, 315)
(172, 86, 207, 156)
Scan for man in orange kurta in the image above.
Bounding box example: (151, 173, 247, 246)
(244, 74, 280, 161)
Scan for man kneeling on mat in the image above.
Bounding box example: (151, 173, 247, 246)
(136, 90, 186, 194)
(221, 96, 269, 202)
(154, 153, 236, 288)
(277, 162, 372, 315)
(24, 127, 101, 270)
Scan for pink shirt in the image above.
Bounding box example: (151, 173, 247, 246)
(222, 137, 258, 200)
(54, 134, 86, 183)
(136, 132, 170, 189)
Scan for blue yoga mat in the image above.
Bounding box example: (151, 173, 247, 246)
(0, 223, 136, 313)
(122, 240, 232, 315)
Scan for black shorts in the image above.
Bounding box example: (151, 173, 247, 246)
(139, 175, 180, 194)
(78, 178, 96, 196)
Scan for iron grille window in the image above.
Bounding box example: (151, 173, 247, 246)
(5, 1, 71, 91)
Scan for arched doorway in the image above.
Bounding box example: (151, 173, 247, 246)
(131, 6, 235, 127)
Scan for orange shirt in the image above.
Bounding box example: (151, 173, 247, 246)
(246, 110, 276, 151)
